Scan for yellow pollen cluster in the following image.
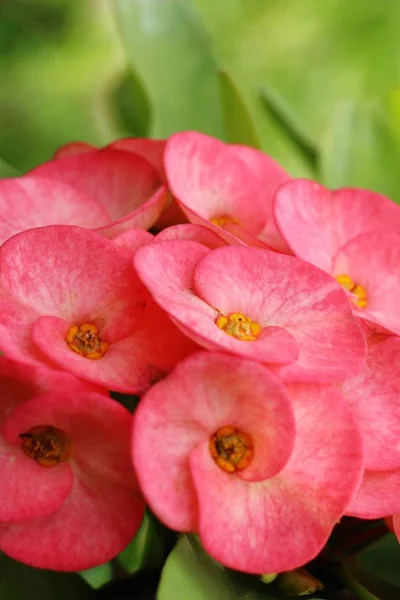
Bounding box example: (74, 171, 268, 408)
(210, 215, 239, 228)
(209, 426, 253, 473)
(20, 425, 71, 468)
(336, 274, 367, 309)
(66, 323, 109, 360)
(216, 312, 261, 341)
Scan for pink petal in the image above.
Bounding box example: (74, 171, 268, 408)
(0, 479, 144, 571)
(53, 141, 96, 159)
(332, 231, 400, 334)
(114, 228, 154, 259)
(96, 186, 168, 238)
(33, 300, 196, 394)
(0, 391, 145, 570)
(341, 334, 400, 471)
(129, 297, 199, 373)
(54, 137, 167, 180)
(53, 140, 170, 231)
(218, 221, 275, 250)
(134, 239, 210, 298)
(190, 383, 363, 573)
(347, 469, 400, 518)
(0, 358, 42, 409)
(3, 391, 135, 484)
(31, 148, 161, 220)
(153, 199, 189, 230)
(0, 432, 73, 523)
(134, 241, 299, 365)
(110, 138, 167, 181)
(0, 225, 144, 323)
(0, 289, 48, 367)
(32, 316, 152, 393)
(0, 346, 103, 402)
(165, 132, 290, 249)
(0, 477, 144, 571)
(274, 180, 400, 271)
(172, 203, 262, 248)
(0, 176, 108, 245)
(133, 352, 295, 531)
(155, 224, 227, 249)
(194, 246, 366, 382)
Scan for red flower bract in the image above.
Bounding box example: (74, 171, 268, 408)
(53, 137, 188, 230)
(0, 359, 145, 570)
(133, 351, 364, 573)
(274, 180, 400, 334)
(0, 225, 195, 392)
(164, 132, 291, 250)
(0, 148, 167, 244)
(134, 240, 366, 383)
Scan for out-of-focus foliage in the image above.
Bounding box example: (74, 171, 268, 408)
(0, 0, 400, 185)
(1, 0, 400, 182)
(0, 0, 123, 170)
(114, 0, 224, 140)
(320, 100, 400, 201)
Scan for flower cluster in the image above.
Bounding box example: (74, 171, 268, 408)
(0, 132, 399, 573)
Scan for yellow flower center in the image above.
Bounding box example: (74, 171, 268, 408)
(336, 274, 367, 309)
(66, 323, 109, 359)
(210, 215, 239, 228)
(216, 312, 261, 341)
(20, 425, 72, 468)
(209, 426, 253, 473)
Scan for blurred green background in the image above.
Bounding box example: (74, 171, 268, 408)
(2, 0, 400, 198)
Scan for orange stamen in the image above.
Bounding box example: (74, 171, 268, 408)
(216, 312, 261, 341)
(66, 323, 108, 359)
(210, 215, 239, 228)
(20, 425, 71, 468)
(209, 426, 253, 473)
(336, 274, 367, 309)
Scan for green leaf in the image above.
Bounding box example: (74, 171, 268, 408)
(218, 71, 261, 148)
(260, 86, 318, 171)
(0, 552, 94, 599)
(340, 563, 385, 600)
(341, 551, 400, 600)
(118, 510, 173, 574)
(79, 562, 113, 589)
(0, 157, 20, 178)
(320, 100, 400, 201)
(110, 69, 151, 138)
(113, 0, 224, 139)
(357, 533, 400, 590)
(158, 535, 280, 600)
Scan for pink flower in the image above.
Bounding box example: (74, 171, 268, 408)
(274, 180, 400, 334)
(53, 137, 187, 229)
(132, 351, 363, 573)
(134, 241, 366, 383)
(342, 333, 400, 519)
(164, 132, 291, 250)
(0, 225, 195, 392)
(0, 358, 144, 570)
(0, 147, 167, 245)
